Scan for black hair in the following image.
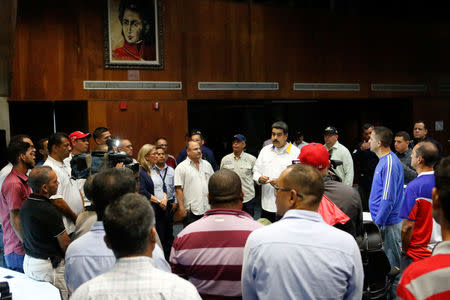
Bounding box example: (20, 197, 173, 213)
(395, 131, 411, 142)
(414, 120, 427, 130)
(91, 168, 136, 221)
(362, 123, 373, 131)
(48, 133, 69, 155)
(7, 140, 31, 165)
(435, 157, 450, 221)
(93, 127, 110, 140)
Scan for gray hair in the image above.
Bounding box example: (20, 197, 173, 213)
(28, 166, 53, 193)
(104, 193, 155, 258)
(271, 121, 288, 134)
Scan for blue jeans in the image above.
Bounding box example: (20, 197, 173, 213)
(5, 252, 24, 273)
(380, 222, 402, 299)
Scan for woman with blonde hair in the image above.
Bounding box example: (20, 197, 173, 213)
(137, 144, 167, 207)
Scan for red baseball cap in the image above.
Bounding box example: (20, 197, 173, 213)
(69, 131, 91, 145)
(298, 143, 330, 170)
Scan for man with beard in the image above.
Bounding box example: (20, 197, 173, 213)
(0, 137, 36, 272)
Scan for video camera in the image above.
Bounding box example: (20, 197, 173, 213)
(328, 149, 343, 182)
(70, 138, 139, 179)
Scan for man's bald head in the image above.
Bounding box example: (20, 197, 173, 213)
(414, 141, 439, 168)
(283, 164, 324, 208)
(208, 169, 243, 208)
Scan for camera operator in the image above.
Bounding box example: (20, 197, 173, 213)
(299, 143, 363, 238)
(323, 126, 354, 186)
(66, 131, 91, 207)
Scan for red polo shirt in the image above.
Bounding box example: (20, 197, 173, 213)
(0, 167, 31, 255)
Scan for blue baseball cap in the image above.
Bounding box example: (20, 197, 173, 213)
(233, 134, 246, 142)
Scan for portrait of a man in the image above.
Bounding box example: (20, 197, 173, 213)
(105, 0, 163, 69)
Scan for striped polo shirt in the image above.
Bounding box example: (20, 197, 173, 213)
(397, 241, 450, 300)
(169, 209, 263, 300)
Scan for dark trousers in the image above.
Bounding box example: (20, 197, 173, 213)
(151, 201, 175, 260)
(242, 198, 256, 218)
(358, 185, 371, 211)
(183, 211, 204, 227)
(400, 253, 414, 273)
(260, 209, 278, 223)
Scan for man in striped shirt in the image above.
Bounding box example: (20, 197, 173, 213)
(369, 126, 404, 298)
(170, 169, 263, 299)
(397, 157, 450, 300)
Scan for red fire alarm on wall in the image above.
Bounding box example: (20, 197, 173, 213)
(119, 102, 127, 111)
(153, 102, 159, 110)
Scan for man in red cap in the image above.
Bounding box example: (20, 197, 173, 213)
(299, 143, 363, 238)
(69, 131, 91, 157)
(66, 131, 91, 208)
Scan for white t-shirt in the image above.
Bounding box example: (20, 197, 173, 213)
(44, 156, 83, 234)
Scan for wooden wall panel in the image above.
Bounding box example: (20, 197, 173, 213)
(88, 99, 188, 157)
(11, 0, 185, 101)
(413, 97, 450, 156)
(9, 0, 450, 101)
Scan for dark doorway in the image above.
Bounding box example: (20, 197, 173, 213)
(8, 101, 88, 144)
(188, 98, 413, 163)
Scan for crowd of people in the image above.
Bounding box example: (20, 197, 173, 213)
(0, 120, 448, 300)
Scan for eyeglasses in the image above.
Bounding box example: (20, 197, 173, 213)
(273, 185, 304, 198)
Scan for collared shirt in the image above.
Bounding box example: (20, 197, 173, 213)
(253, 143, 300, 212)
(220, 152, 256, 202)
(174, 157, 214, 215)
(65, 221, 171, 293)
(369, 152, 404, 226)
(242, 209, 363, 300)
(0, 167, 31, 255)
(294, 141, 309, 152)
(397, 241, 450, 300)
(20, 194, 66, 259)
(0, 163, 13, 190)
(325, 141, 354, 186)
(151, 164, 175, 201)
(398, 171, 441, 261)
(71, 256, 201, 300)
(44, 155, 83, 234)
(170, 209, 262, 299)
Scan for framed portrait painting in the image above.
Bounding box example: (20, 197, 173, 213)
(105, 0, 163, 69)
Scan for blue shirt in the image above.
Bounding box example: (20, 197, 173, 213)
(242, 210, 363, 300)
(65, 221, 171, 293)
(369, 152, 404, 226)
(151, 164, 176, 201)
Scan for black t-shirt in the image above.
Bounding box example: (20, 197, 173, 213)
(20, 194, 66, 259)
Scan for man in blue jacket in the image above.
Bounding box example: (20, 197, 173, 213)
(368, 126, 404, 298)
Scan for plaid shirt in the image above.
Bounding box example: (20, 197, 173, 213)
(72, 256, 201, 300)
